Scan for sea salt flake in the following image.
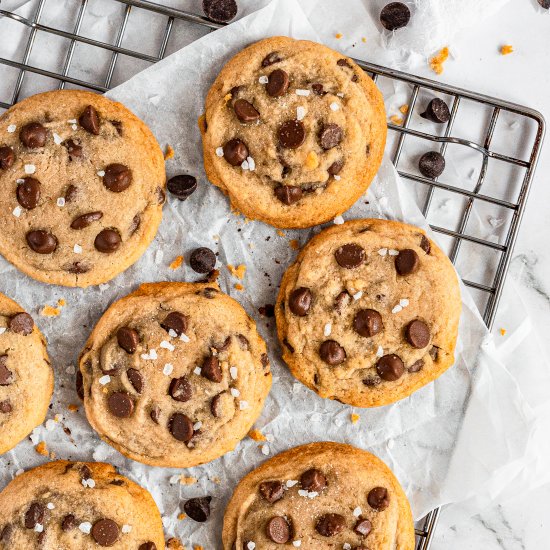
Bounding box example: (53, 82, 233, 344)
(330, 102, 340, 111)
(388, 249, 399, 256)
(378, 248, 388, 256)
(99, 375, 111, 385)
(168, 329, 178, 338)
(392, 305, 403, 314)
(160, 340, 175, 351)
(0, 328, 6, 335)
(247, 543, 256, 550)
(230, 366, 238, 380)
(376, 345, 384, 358)
(67, 119, 77, 124)
(334, 174, 341, 180)
(324, 323, 332, 337)
(353, 506, 362, 517)
(57, 197, 66, 207)
(337, 92, 345, 98)
(307, 491, 318, 499)
(79, 522, 92, 534)
(71, 124, 78, 131)
(247, 156, 256, 171)
(343, 544, 351, 550)
(399, 298, 409, 307)
(73, 244, 82, 254)
(333, 215, 344, 225)
(16, 178, 25, 184)
(261, 444, 270, 455)
(7, 124, 16, 133)
(45, 419, 56, 431)
(149, 349, 158, 360)
(97, 170, 105, 177)
(231, 388, 240, 398)
(296, 106, 306, 120)
(194, 366, 202, 376)
(163, 363, 174, 376)
(24, 164, 36, 174)
(296, 89, 310, 96)
(298, 489, 308, 497)
(12, 206, 22, 218)
(47, 502, 55, 510)
(293, 541, 302, 548)
(241, 159, 249, 170)
(286, 479, 298, 488)
(34, 524, 44, 533)
(122, 525, 132, 534)
(215, 147, 224, 157)
(239, 400, 249, 410)
(258, 75, 269, 84)
(180, 333, 190, 343)
(353, 291, 363, 301)
(193, 421, 202, 431)
(53, 132, 63, 145)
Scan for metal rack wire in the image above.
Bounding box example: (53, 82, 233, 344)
(0, 0, 545, 548)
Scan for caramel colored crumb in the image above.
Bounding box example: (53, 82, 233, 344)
(361, 37, 367, 43)
(499, 328, 507, 336)
(335, 33, 343, 39)
(305, 150, 319, 169)
(223, 93, 232, 103)
(164, 145, 175, 160)
(177, 513, 186, 520)
(41, 305, 60, 317)
(197, 114, 206, 134)
(194, 546, 204, 550)
(429, 47, 449, 75)
(166, 539, 185, 550)
(211, 476, 221, 484)
(290, 239, 300, 250)
(276, 230, 286, 237)
(57, 298, 66, 307)
(227, 264, 247, 280)
(399, 104, 409, 114)
(170, 255, 184, 270)
(350, 413, 360, 424)
(500, 45, 513, 55)
(248, 429, 267, 442)
(390, 115, 404, 126)
(68, 404, 79, 412)
(234, 283, 244, 291)
(35, 441, 49, 456)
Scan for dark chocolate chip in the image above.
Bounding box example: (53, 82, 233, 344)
(0, 146, 15, 170)
(107, 392, 134, 418)
(129, 214, 141, 235)
(419, 151, 445, 178)
(169, 412, 194, 441)
(169, 377, 193, 402)
(70, 211, 103, 230)
(79, 105, 100, 134)
(201, 355, 222, 383)
(210, 393, 223, 417)
(334, 290, 351, 313)
(538, 0, 550, 8)
(9, 312, 34, 335)
(20, 122, 47, 148)
(233, 99, 260, 123)
(103, 163, 132, 192)
(262, 52, 282, 66)
(376, 354, 405, 381)
(0, 400, 12, 413)
(213, 336, 231, 352)
(405, 319, 430, 348)
(17, 177, 41, 210)
(259, 481, 284, 503)
(266, 69, 289, 97)
(64, 184, 78, 203)
(138, 543, 157, 550)
(66, 261, 90, 274)
(288, 287, 312, 316)
(368, 486, 390, 510)
(64, 139, 82, 159)
(278, 119, 305, 149)
(266, 516, 290, 544)
(223, 138, 249, 166)
(429, 346, 439, 361)
(26, 230, 58, 254)
(319, 340, 346, 365)
(300, 468, 326, 492)
(312, 83, 326, 96)
(167, 175, 197, 201)
(408, 359, 424, 373)
(161, 311, 188, 336)
(315, 513, 346, 537)
(150, 405, 161, 423)
(94, 229, 121, 253)
(0, 525, 11, 542)
(420, 234, 431, 254)
(353, 309, 383, 337)
(237, 334, 250, 350)
(24, 502, 45, 529)
(61, 515, 76, 532)
(0, 356, 13, 386)
(337, 58, 353, 69)
(420, 98, 451, 123)
(202, 0, 238, 23)
(91, 518, 120, 546)
(328, 159, 344, 175)
(319, 123, 343, 150)
(395, 248, 419, 275)
(184, 497, 211, 522)
(380, 2, 411, 30)
(354, 518, 372, 536)
(274, 185, 302, 205)
(116, 327, 139, 353)
(76, 371, 84, 400)
(190, 247, 216, 273)
(334, 243, 365, 268)
(126, 368, 143, 393)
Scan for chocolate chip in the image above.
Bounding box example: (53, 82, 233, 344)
(266, 69, 289, 97)
(334, 290, 351, 313)
(420, 98, 451, 123)
(353, 309, 383, 337)
(538, 0, 550, 7)
(24, 502, 45, 529)
(237, 334, 250, 350)
(274, 185, 302, 205)
(278, 119, 305, 149)
(167, 175, 197, 201)
(319, 340, 346, 365)
(405, 319, 430, 348)
(107, 392, 134, 418)
(66, 261, 90, 274)
(127, 368, 143, 393)
(429, 346, 439, 361)
(64, 184, 78, 203)
(210, 393, 223, 417)
(233, 99, 260, 123)
(0, 525, 11, 542)
(139, 543, 156, 550)
(380, 2, 410, 30)
(288, 287, 312, 316)
(202, 286, 218, 298)
(328, 159, 344, 175)
(368, 486, 390, 510)
(376, 354, 405, 381)
(261, 352, 270, 369)
(91, 518, 120, 546)
(0, 146, 15, 170)
(64, 139, 82, 159)
(117, 327, 139, 353)
(80, 465, 92, 480)
(79, 105, 100, 134)
(190, 247, 216, 273)
(184, 497, 211, 522)
(169, 376, 193, 402)
(103, 163, 132, 192)
(0, 400, 12, 413)
(300, 468, 326, 492)
(283, 339, 295, 353)
(319, 123, 343, 150)
(76, 371, 84, 400)
(419, 151, 445, 178)
(337, 58, 353, 69)
(20, 122, 47, 148)
(0, 356, 13, 386)
(266, 516, 290, 544)
(312, 83, 326, 96)
(259, 481, 284, 503)
(61, 515, 76, 531)
(315, 513, 346, 537)
(223, 138, 249, 166)
(129, 214, 141, 235)
(213, 336, 231, 352)
(26, 230, 58, 254)
(94, 229, 121, 253)
(334, 243, 365, 268)
(420, 234, 431, 254)
(169, 412, 194, 441)
(150, 405, 161, 423)
(262, 51, 282, 66)
(201, 355, 222, 383)
(395, 248, 419, 275)
(408, 359, 424, 373)
(9, 312, 34, 335)
(161, 311, 188, 336)
(354, 518, 372, 536)
(16, 177, 41, 210)
(202, 0, 237, 22)
(70, 211, 103, 230)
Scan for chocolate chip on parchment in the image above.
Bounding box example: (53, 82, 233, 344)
(328, 159, 344, 175)
(376, 354, 404, 381)
(91, 518, 120, 546)
(266, 69, 289, 97)
(274, 185, 302, 205)
(223, 138, 249, 166)
(161, 311, 188, 336)
(107, 392, 134, 418)
(420, 98, 451, 124)
(202, 0, 237, 23)
(94, 229, 121, 253)
(0, 400, 12, 413)
(319, 123, 343, 150)
(0, 146, 15, 170)
(408, 359, 424, 373)
(419, 151, 445, 178)
(64, 139, 82, 159)
(420, 234, 431, 254)
(103, 163, 132, 192)
(24, 502, 45, 529)
(288, 287, 312, 316)
(70, 211, 103, 230)
(262, 51, 282, 67)
(259, 481, 285, 503)
(319, 340, 346, 365)
(9, 312, 34, 335)
(27, 230, 58, 254)
(126, 368, 143, 393)
(301, 468, 326, 492)
(315, 513, 346, 537)
(79, 105, 100, 134)
(278, 119, 305, 149)
(395, 248, 419, 275)
(117, 327, 139, 353)
(169, 412, 194, 441)
(20, 122, 47, 148)
(380, 2, 410, 30)
(368, 486, 390, 510)
(169, 376, 193, 402)
(353, 309, 383, 337)
(354, 518, 372, 536)
(61, 515, 76, 531)
(167, 175, 197, 201)
(0, 356, 13, 386)
(184, 497, 212, 522)
(266, 516, 290, 544)
(201, 355, 222, 383)
(233, 99, 260, 123)
(334, 243, 365, 268)
(405, 319, 430, 348)
(190, 247, 216, 273)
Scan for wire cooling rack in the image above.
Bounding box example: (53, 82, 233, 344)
(0, 0, 546, 548)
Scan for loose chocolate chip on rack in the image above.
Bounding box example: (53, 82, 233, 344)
(328, 159, 344, 175)
(368, 486, 390, 510)
(202, 0, 237, 23)
(103, 163, 132, 192)
(233, 99, 260, 123)
(107, 392, 134, 418)
(210, 393, 223, 417)
(64, 184, 79, 203)
(319, 123, 343, 150)
(26, 230, 58, 254)
(61, 515, 76, 531)
(139, 542, 157, 550)
(354, 518, 372, 536)
(70, 211, 103, 230)
(259, 481, 285, 503)
(420, 234, 431, 254)
(405, 319, 430, 348)
(380, 2, 411, 30)
(288, 287, 312, 316)
(79, 105, 100, 134)
(184, 497, 212, 522)
(64, 139, 82, 159)
(334, 290, 351, 313)
(408, 359, 424, 373)
(353, 309, 383, 337)
(278, 119, 305, 149)
(266, 69, 289, 97)
(20, 122, 47, 148)
(91, 518, 120, 546)
(301, 468, 326, 492)
(117, 327, 139, 353)
(9, 312, 34, 335)
(266, 516, 290, 544)
(169, 412, 194, 441)
(420, 98, 450, 123)
(395, 248, 419, 275)
(376, 354, 404, 381)
(169, 377, 193, 402)
(0, 400, 12, 413)
(274, 185, 302, 205)
(16, 177, 41, 210)
(316, 513, 346, 537)
(190, 247, 216, 273)
(127, 368, 143, 393)
(167, 174, 197, 201)
(0, 356, 13, 386)
(319, 340, 346, 365)
(262, 51, 282, 67)
(334, 243, 365, 268)
(94, 229, 121, 253)
(201, 355, 222, 383)
(0, 146, 14, 170)
(312, 83, 326, 96)
(223, 138, 249, 166)
(24, 502, 45, 529)
(161, 311, 188, 336)
(419, 151, 445, 178)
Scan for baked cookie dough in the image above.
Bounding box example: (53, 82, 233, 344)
(223, 442, 415, 549)
(0, 90, 165, 287)
(276, 219, 461, 407)
(79, 282, 272, 467)
(0, 460, 164, 549)
(0, 291, 53, 455)
(201, 36, 386, 228)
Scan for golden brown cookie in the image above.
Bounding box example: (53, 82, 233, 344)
(0, 90, 165, 287)
(223, 442, 415, 549)
(276, 219, 461, 407)
(0, 460, 164, 548)
(79, 282, 272, 467)
(0, 291, 53, 455)
(201, 36, 386, 228)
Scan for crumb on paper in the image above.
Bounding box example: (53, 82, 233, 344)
(68, 404, 79, 412)
(194, 546, 204, 550)
(35, 441, 49, 456)
(164, 145, 174, 160)
(177, 513, 186, 521)
(57, 298, 66, 307)
(350, 413, 360, 424)
(234, 283, 244, 291)
(166, 538, 185, 550)
(169, 255, 184, 270)
(197, 114, 206, 134)
(179, 476, 198, 485)
(276, 230, 285, 237)
(290, 239, 300, 250)
(305, 150, 319, 169)
(399, 104, 409, 114)
(227, 264, 246, 280)
(500, 44, 513, 55)
(429, 47, 449, 75)
(41, 305, 61, 317)
(248, 429, 267, 442)
(335, 33, 343, 39)
(390, 115, 403, 126)
(500, 328, 507, 336)
(361, 37, 367, 43)
(211, 476, 221, 484)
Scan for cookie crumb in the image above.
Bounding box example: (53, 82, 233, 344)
(248, 429, 267, 441)
(290, 239, 300, 250)
(35, 441, 49, 456)
(169, 255, 184, 270)
(399, 104, 409, 114)
(335, 33, 343, 39)
(390, 114, 404, 126)
(227, 263, 246, 279)
(499, 328, 507, 336)
(350, 413, 360, 424)
(234, 283, 244, 291)
(40, 305, 61, 317)
(68, 404, 79, 412)
(500, 44, 513, 55)
(305, 151, 319, 169)
(177, 513, 186, 520)
(429, 47, 449, 74)
(57, 298, 66, 307)
(197, 114, 207, 133)
(276, 230, 285, 237)
(166, 538, 185, 550)
(164, 145, 175, 160)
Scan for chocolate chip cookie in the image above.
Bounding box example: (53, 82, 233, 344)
(78, 282, 272, 467)
(276, 219, 461, 407)
(0, 460, 164, 548)
(201, 36, 386, 228)
(222, 442, 415, 549)
(0, 291, 53, 455)
(0, 90, 165, 287)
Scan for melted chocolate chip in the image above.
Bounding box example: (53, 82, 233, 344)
(420, 98, 451, 123)
(288, 287, 312, 316)
(328, 159, 344, 175)
(312, 83, 326, 96)
(405, 320, 430, 348)
(138, 543, 157, 550)
(70, 211, 103, 230)
(266, 69, 289, 97)
(274, 185, 302, 205)
(91, 518, 120, 546)
(150, 405, 161, 423)
(380, 2, 411, 30)
(9, 312, 34, 335)
(319, 340, 346, 365)
(419, 151, 445, 178)
(368, 486, 390, 510)
(126, 368, 143, 393)
(319, 123, 343, 150)
(161, 311, 188, 336)
(167, 175, 197, 201)
(169, 376, 193, 402)
(234, 99, 260, 123)
(278, 119, 306, 149)
(17, 177, 41, 209)
(190, 247, 216, 273)
(103, 163, 132, 192)
(183, 497, 211, 522)
(300, 468, 326, 492)
(107, 392, 134, 418)
(266, 516, 290, 544)
(259, 481, 284, 503)
(169, 412, 194, 441)
(315, 513, 346, 537)
(223, 138, 249, 166)
(334, 243, 365, 268)
(201, 355, 222, 383)
(353, 309, 383, 337)
(408, 359, 424, 373)
(395, 249, 419, 275)
(376, 354, 405, 381)
(20, 122, 47, 148)
(27, 230, 58, 254)
(94, 229, 121, 253)
(0, 146, 15, 170)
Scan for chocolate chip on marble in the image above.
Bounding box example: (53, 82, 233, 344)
(319, 340, 346, 365)
(0, 146, 15, 170)
(161, 311, 188, 336)
(116, 327, 139, 353)
(64, 139, 82, 159)
(139, 542, 157, 550)
(150, 405, 161, 424)
(368, 486, 390, 510)
(266, 69, 289, 97)
(169, 412, 194, 441)
(64, 184, 78, 203)
(315, 513, 346, 537)
(103, 163, 132, 192)
(266, 516, 290, 544)
(259, 481, 285, 503)
(127, 368, 143, 393)
(419, 151, 445, 178)
(262, 51, 282, 66)
(278, 119, 305, 149)
(274, 185, 302, 205)
(202, 0, 238, 23)
(167, 175, 197, 201)
(184, 497, 212, 522)
(353, 309, 383, 337)
(380, 2, 411, 30)
(223, 138, 249, 166)
(201, 355, 222, 383)
(354, 518, 372, 536)
(408, 359, 424, 373)
(234, 99, 260, 123)
(328, 159, 344, 175)
(334, 243, 365, 268)
(334, 290, 351, 313)
(107, 392, 134, 418)
(319, 123, 343, 150)
(405, 320, 430, 348)
(61, 514, 76, 532)
(9, 312, 34, 335)
(420, 98, 451, 123)
(27, 230, 58, 254)
(20, 122, 47, 148)
(79, 105, 100, 134)
(395, 248, 419, 275)
(376, 354, 405, 381)
(0, 400, 12, 413)
(288, 287, 312, 316)
(0, 356, 13, 386)
(169, 376, 193, 402)
(24, 502, 45, 529)
(300, 468, 326, 492)
(420, 234, 431, 254)
(210, 393, 224, 417)
(70, 211, 103, 230)
(91, 518, 120, 546)
(76, 371, 84, 400)
(312, 83, 326, 96)
(190, 247, 216, 273)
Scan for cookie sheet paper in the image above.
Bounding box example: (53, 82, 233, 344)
(0, 0, 547, 545)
